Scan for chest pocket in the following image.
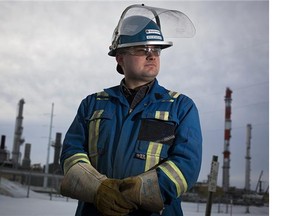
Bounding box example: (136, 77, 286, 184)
(88, 109, 113, 168)
(136, 111, 178, 171)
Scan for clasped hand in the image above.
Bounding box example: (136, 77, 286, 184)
(95, 178, 139, 216)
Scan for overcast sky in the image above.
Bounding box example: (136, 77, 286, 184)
(0, 0, 269, 190)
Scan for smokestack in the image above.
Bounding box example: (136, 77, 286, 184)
(0, 135, 9, 163)
(53, 132, 62, 165)
(22, 143, 31, 169)
(245, 124, 252, 192)
(12, 99, 25, 168)
(1, 135, 6, 150)
(222, 88, 232, 192)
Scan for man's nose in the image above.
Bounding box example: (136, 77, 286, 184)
(146, 52, 156, 60)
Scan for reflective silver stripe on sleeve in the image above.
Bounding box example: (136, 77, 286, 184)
(63, 153, 90, 175)
(158, 160, 188, 197)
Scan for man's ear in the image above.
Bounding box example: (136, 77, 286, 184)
(115, 54, 125, 75)
(116, 54, 123, 65)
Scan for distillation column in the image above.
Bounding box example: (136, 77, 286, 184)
(245, 124, 252, 192)
(12, 99, 25, 168)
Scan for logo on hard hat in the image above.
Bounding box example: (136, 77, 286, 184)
(147, 35, 163, 40)
(145, 29, 163, 41)
(145, 29, 161, 35)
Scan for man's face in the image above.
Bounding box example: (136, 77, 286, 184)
(116, 46, 161, 87)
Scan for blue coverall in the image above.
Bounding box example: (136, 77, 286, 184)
(60, 79, 202, 215)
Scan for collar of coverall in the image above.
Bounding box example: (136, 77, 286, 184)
(121, 79, 155, 110)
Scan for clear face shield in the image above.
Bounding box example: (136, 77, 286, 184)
(109, 4, 196, 53)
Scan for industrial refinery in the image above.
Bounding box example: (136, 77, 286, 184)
(0, 90, 269, 206)
(182, 88, 268, 208)
(0, 99, 63, 192)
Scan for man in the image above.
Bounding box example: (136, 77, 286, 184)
(60, 4, 202, 216)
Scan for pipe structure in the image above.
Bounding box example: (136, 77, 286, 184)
(222, 88, 232, 192)
(12, 99, 25, 168)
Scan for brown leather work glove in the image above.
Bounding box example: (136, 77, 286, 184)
(60, 163, 135, 216)
(120, 170, 164, 213)
(96, 178, 137, 216)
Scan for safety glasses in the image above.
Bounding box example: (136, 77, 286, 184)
(124, 46, 161, 56)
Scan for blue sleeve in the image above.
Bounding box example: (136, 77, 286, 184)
(157, 95, 202, 204)
(60, 97, 91, 172)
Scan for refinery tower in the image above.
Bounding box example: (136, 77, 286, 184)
(222, 88, 232, 192)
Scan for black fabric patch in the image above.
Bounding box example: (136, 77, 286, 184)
(138, 119, 175, 145)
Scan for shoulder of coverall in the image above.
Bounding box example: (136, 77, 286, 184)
(80, 79, 196, 115)
(101, 79, 183, 101)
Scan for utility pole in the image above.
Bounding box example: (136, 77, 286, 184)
(43, 103, 54, 188)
